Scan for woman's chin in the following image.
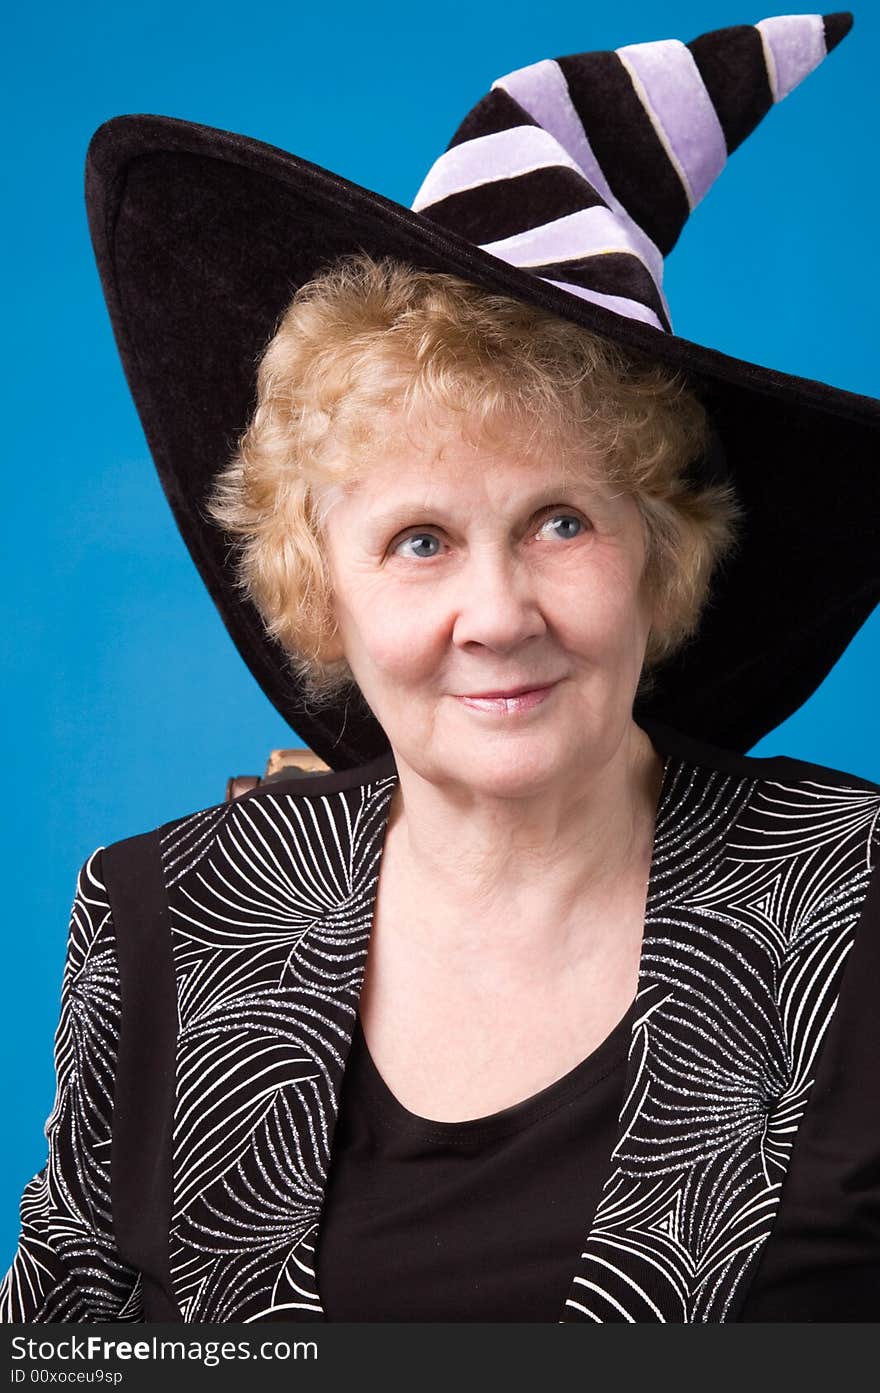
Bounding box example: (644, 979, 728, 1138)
(445, 732, 571, 796)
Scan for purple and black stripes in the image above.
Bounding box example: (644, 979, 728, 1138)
(445, 86, 539, 149)
(616, 40, 728, 211)
(687, 13, 849, 152)
(525, 253, 672, 332)
(409, 13, 852, 336)
(687, 24, 775, 154)
(556, 48, 691, 257)
(418, 164, 608, 247)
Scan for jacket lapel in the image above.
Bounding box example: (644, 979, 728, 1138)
(561, 748, 877, 1321)
(161, 759, 399, 1321)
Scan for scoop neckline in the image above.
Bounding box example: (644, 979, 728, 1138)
(346, 725, 671, 1146)
(349, 998, 634, 1144)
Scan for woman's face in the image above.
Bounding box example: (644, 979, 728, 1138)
(320, 413, 655, 795)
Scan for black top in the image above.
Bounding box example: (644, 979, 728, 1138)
(317, 1004, 635, 1322)
(317, 915, 880, 1323)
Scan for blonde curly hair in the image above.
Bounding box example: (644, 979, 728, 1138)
(206, 252, 741, 711)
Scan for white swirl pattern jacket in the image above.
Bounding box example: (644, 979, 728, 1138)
(1, 719, 879, 1322)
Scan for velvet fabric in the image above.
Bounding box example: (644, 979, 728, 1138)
(554, 50, 691, 254)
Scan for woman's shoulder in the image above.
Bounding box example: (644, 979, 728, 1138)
(96, 745, 400, 881)
(642, 716, 880, 794)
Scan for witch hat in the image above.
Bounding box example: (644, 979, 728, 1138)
(84, 11, 879, 768)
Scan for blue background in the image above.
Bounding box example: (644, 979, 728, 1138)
(2, 0, 878, 1266)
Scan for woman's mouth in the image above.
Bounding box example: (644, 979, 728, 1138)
(455, 683, 559, 715)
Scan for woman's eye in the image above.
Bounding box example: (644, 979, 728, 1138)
(537, 512, 589, 542)
(392, 532, 442, 559)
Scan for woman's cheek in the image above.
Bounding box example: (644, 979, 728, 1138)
(368, 602, 445, 678)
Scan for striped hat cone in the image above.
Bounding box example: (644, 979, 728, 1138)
(411, 13, 853, 334)
(84, 11, 880, 768)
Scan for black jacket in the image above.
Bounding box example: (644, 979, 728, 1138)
(1, 720, 878, 1322)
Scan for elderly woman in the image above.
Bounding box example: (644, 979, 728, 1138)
(2, 12, 878, 1324)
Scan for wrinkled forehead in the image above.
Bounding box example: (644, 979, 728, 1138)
(314, 402, 611, 521)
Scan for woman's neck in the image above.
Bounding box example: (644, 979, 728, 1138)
(379, 722, 665, 972)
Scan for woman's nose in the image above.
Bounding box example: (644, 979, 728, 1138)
(450, 550, 546, 651)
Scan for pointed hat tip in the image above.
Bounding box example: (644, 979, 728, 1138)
(823, 11, 854, 51)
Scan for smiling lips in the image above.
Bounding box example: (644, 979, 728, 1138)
(462, 683, 556, 698)
(455, 682, 559, 714)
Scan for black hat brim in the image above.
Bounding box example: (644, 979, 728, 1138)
(85, 113, 880, 767)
